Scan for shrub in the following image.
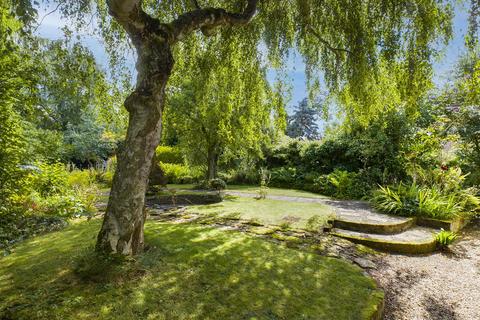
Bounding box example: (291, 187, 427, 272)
(435, 229, 458, 249)
(270, 167, 297, 187)
(155, 145, 184, 164)
(160, 162, 192, 184)
(195, 179, 227, 191)
(208, 178, 227, 191)
(26, 162, 69, 197)
(371, 182, 479, 220)
(313, 169, 372, 199)
(67, 169, 96, 188)
(220, 166, 260, 185)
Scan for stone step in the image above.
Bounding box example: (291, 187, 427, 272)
(333, 216, 416, 235)
(331, 227, 438, 254)
(330, 200, 416, 234)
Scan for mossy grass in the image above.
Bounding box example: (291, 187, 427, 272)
(185, 196, 334, 229)
(1, 219, 383, 320)
(164, 184, 329, 199)
(226, 184, 330, 199)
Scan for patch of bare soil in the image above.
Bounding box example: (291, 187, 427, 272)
(369, 220, 480, 320)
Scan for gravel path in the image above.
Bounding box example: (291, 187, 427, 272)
(369, 220, 480, 320)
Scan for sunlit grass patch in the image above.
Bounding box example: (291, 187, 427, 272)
(185, 196, 335, 229)
(0, 219, 382, 320)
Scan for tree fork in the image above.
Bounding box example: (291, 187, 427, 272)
(96, 0, 258, 255)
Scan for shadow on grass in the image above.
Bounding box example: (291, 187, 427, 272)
(0, 220, 382, 320)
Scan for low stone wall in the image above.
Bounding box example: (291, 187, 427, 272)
(416, 216, 469, 232)
(146, 193, 223, 206)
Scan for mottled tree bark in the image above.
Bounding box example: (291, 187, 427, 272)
(96, 35, 174, 255)
(96, 0, 258, 255)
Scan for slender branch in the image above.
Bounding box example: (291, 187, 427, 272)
(306, 25, 352, 57)
(34, 1, 64, 32)
(169, 0, 258, 42)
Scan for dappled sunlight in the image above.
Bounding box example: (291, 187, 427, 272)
(0, 220, 382, 319)
(185, 196, 335, 229)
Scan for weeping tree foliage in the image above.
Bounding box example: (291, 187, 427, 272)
(12, 0, 455, 255)
(164, 31, 283, 179)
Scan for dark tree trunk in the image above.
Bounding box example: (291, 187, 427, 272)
(149, 152, 167, 187)
(206, 147, 218, 180)
(96, 31, 174, 255)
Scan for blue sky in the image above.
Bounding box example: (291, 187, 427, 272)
(36, 2, 470, 113)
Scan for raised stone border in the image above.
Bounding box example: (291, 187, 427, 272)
(417, 216, 470, 232)
(332, 228, 437, 254)
(146, 193, 222, 206)
(333, 217, 416, 235)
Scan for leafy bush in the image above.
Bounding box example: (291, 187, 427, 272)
(270, 167, 297, 187)
(26, 162, 69, 197)
(1, 164, 100, 253)
(67, 169, 96, 188)
(371, 182, 480, 220)
(195, 179, 227, 191)
(92, 156, 117, 186)
(313, 169, 373, 199)
(208, 178, 227, 191)
(435, 229, 458, 249)
(220, 166, 260, 185)
(159, 162, 193, 184)
(156, 145, 184, 164)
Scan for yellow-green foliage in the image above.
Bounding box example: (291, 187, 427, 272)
(160, 162, 195, 184)
(435, 229, 458, 248)
(155, 145, 184, 164)
(0, 220, 383, 319)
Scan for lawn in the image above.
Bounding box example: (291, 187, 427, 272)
(0, 219, 383, 320)
(227, 185, 329, 199)
(165, 184, 329, 199)
(184, 196, 335, 229)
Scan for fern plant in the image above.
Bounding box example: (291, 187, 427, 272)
(371, 181, 478, 220)
(435, 229, 458, 249)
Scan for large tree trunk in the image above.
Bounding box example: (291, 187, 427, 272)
(96, 0, 258, 256)
(96, 33, 174, 255)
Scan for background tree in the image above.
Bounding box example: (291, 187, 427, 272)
(27, 35, 127, 165)
(286, 98, 321, 140)
(164, 32, 281, 180)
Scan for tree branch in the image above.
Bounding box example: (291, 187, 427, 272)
(34, 1, 64, 32)
(169, 0, 258, 42)
(107, 0, 141, 21)
(306, 25, 352, 57)
(107, 0, 159, 39)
